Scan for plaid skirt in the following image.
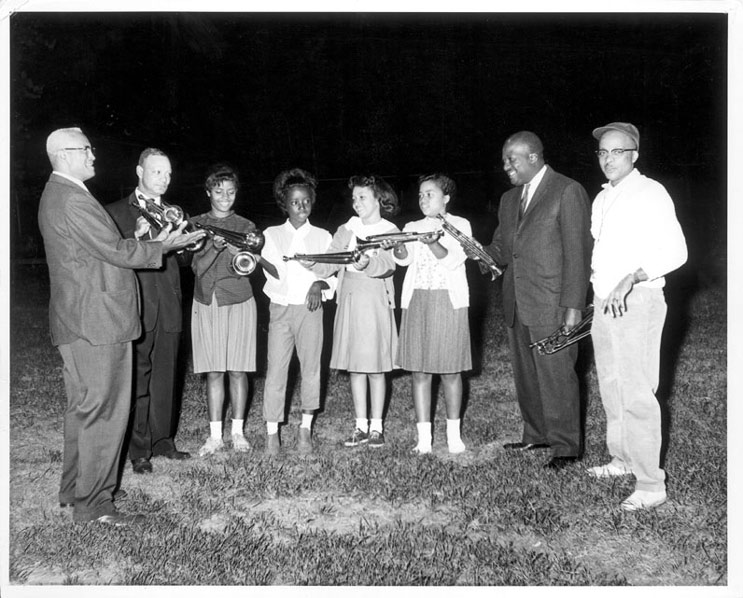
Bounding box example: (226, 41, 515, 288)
(191, 295, 257, 373)
(396, 289, 472, 373)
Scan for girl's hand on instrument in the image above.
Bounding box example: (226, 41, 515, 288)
(213, 235, 228, 251)
(419, 231, 442, 245)
(378, 239, 400, 250)
(297, 258, 315, 270)
(353, 252, 370, 270)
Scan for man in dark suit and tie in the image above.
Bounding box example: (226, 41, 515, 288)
(38, 127, 204, 525)
(486, 131, 592, 469)
(106, 148, 192, 474)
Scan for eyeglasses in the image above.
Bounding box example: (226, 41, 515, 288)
(595, 148, 637, 158)
(61, 146, 96, 154)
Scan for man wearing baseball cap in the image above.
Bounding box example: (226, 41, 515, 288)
(588, 122, 687, 511)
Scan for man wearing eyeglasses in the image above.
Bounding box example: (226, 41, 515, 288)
(588, 122, 687, 511)
(106, 148, 193, 475)
(37, 127, 205, 525)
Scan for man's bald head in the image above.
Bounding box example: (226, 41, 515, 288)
(504, 131, 544, 159)
(501, 131, 545, 187)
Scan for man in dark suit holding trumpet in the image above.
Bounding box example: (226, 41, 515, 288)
(107, 148, 194, 474)
(484, 131, 593, 470)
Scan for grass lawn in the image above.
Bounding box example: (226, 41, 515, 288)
(6, 263, 727, 588)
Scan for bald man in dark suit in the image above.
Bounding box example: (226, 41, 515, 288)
(486, 131, 592, 470)
(38, 127, 204, 525)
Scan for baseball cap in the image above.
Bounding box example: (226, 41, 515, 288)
(592, 122, 640, 150)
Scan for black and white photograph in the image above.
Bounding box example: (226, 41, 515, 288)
(1, 0, 739, 594)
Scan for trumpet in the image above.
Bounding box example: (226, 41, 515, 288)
(283, 230, 443, 264)
(193, 222, 265, 277)
(283, 251, 360, 265)
(436, 214, 503, 280)
(131, 196, 205, 252)
(529, 305, 594, 355)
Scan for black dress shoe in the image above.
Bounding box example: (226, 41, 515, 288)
(157, 450, 191, 460)
(132, 458, 153, 474)
(544, 456, 578, 470)
(503, 442, 551, 451)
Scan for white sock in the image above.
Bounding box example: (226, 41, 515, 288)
(416, 422, 432, 447)
(266, 421, 279, 435)
(446, 419, 462, 443)
(231, 419, 244, 436)
(301, 413, 313, 429)
(209, 421, 222, 440)
(356, 418, 369, 432)
(370, 418, 383, 434)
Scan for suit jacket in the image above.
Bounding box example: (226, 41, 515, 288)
(106, 192, 183, 333)
(487, 165, 592, 328)
(37, 174, 163, 346)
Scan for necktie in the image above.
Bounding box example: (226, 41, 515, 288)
(518, 183, 531, 221)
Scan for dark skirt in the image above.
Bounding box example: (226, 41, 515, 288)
(396, 289, 471, 373)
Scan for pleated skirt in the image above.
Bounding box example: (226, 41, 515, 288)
(330, 272, 398, 373)
(396, 289, 472, 373)
(191, 296, 257, 373)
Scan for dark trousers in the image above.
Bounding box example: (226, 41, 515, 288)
(58, 340, 132, 521)
(128, 324, 180, 460)
(507, 307, 581, 458)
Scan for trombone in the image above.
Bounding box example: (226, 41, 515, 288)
(436, 214, 503, 280)
(283, 230, 442, 264)
(192, 222, 265, 277)
(529, 305, 594, 355)
(130, 196, 205, 251)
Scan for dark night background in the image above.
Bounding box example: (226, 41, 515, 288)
(9, 12, 727, 290)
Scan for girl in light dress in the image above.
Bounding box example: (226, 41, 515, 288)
(307, 175, 400, 448)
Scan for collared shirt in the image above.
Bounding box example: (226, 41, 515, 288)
(190, 212, 256, 306)
(52, 171, 88, 192)
(135, 188, 161, 206)
(521, 164, 548, 211)
(261, 219, 336, 305)
(591, 168, 687, 298)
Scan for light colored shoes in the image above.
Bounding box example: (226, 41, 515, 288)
(265, 432, 281, 456)
(587, 461, 634, 478)
(198, 436, 224, 457)
(297, 427, 313, 454)
(620, 489, 667, 511)
(232, 433, 251, 452)
(448, 439, 466, 454)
